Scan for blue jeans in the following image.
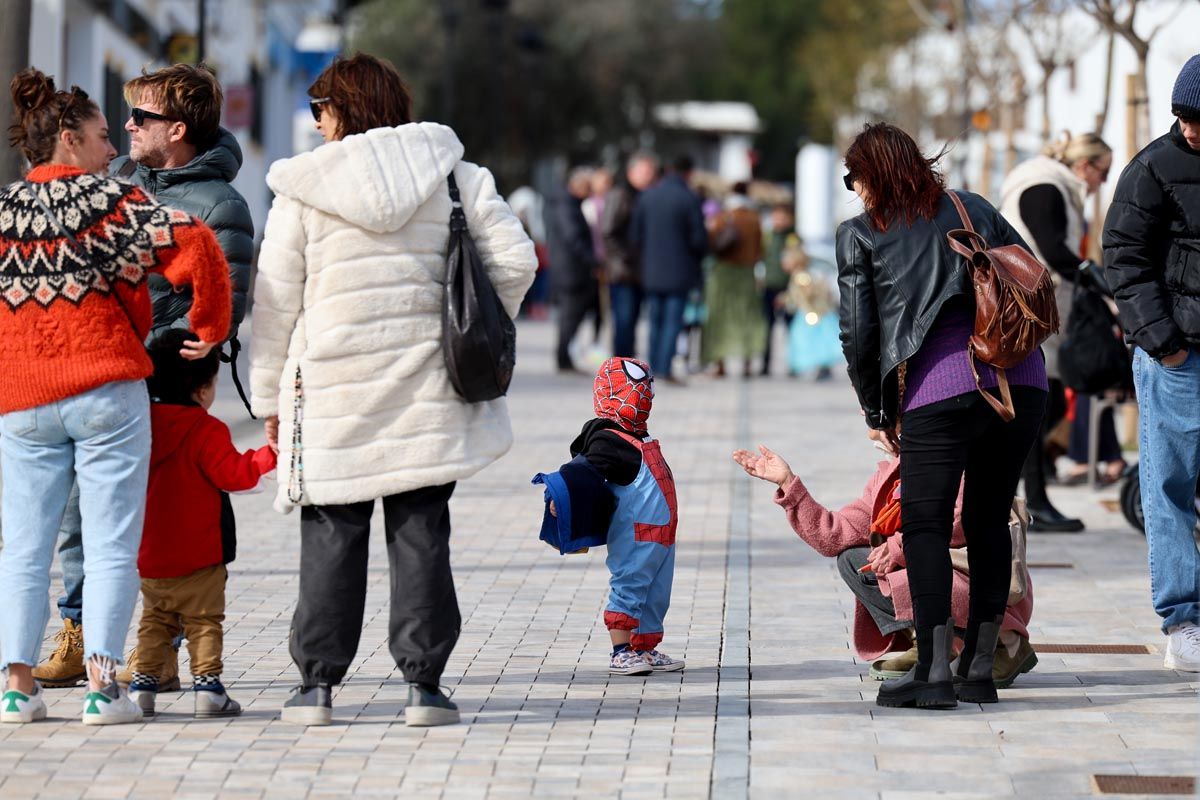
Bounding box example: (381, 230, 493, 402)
(0, 380, 151, 669)
(645, 291, 688, 380)
(609, 283, 643, 358)
(1132, 347, 1200, 632)
(56, 483, 85, 625)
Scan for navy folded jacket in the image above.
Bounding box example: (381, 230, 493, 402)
(532, 454, 616, 554)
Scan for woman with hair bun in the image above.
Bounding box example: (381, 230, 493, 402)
(1000, 132, 1118, 512)
(0, 69, 231, 726)
(837, 122, 1047, 710)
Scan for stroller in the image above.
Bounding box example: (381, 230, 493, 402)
(1118, 463, 1200, 535)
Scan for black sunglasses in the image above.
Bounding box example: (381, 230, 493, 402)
(130, 107, 174, 126)
(309, 97, 331, 122)
(843, 173, 855, 192)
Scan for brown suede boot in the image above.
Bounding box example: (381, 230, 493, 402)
(116, 646, 182, 692)
(32, 619, 85, 688)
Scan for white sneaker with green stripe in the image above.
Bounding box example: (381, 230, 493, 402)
(82, 681, 143, 725)
(1, 682, 47, 724)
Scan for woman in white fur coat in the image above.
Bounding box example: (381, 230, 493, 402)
(248, 54, 536, 728)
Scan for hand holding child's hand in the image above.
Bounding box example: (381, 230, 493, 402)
(265, 416, 280, 454)
(732, 445, 795, 489)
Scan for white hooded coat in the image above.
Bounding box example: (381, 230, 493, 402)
(249, 123, 537, 513)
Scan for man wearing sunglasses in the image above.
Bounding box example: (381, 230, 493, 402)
(33, 63, 253, 694)
(1104, 54, 1200, 674)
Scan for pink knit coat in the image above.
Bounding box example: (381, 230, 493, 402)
(773, 458, 1034, 660)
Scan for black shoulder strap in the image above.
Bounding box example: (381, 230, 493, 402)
(447, 170, 467, 233)
(219, 335, 256, 418)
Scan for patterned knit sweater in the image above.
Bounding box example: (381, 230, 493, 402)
(0, 164, 231, 413)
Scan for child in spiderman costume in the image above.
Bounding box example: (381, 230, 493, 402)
(559, 357, 683, 676)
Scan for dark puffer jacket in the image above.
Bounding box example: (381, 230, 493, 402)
(111, 128, 253, 344)
(1103, 122, 1200, 359)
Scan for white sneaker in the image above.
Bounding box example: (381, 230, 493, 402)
(1, 682, 47, 723)
(641, 649, 685, 672)
(1164, 623, 1200, 672)
(82, 682, 144, 725)
(609, 648, 653, 676)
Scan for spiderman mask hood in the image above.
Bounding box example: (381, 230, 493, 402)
(594, 357, 655, 436)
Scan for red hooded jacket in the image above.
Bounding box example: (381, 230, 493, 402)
(139, 404, 276, 579)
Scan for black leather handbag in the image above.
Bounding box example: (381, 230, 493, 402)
(442, 171, 516, 402)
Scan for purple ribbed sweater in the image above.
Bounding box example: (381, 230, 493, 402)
(901, 304, 1048, 413)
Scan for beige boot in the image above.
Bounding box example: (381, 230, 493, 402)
(32, 619, 85, 688)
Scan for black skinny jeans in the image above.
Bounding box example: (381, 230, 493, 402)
(290, 483, 460, 687)
(899, 387, 1046, 636)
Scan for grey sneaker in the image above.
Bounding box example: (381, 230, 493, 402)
(281, 684, 332, 726)
(195, 690, 242, 719)
(128, 687, 156, 718)
(405, 684, 459, 727)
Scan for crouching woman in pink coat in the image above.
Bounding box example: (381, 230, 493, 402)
(733, 443, 1038, 688)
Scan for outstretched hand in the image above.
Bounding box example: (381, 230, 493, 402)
(732, 445, 795, 489)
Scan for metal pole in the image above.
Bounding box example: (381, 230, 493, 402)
(0, 0, 33, 183)
(197, 0, 207, 63)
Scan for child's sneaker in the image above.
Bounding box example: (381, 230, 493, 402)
(82, 682, 143, 725)
(641, 649, 685, 672)
(281, 684, 332, 726)
(128, 687, 157, 718)
(1, 682, 47, 723)
(405, 683, 459, 727)
(609, 648, 653, 676)
(194, 690, 241, 719)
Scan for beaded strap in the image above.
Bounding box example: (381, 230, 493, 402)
(287, 365, 305, 504)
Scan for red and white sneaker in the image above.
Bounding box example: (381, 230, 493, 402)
(641, 649, 685, 672)
(609, 649, 652, 676)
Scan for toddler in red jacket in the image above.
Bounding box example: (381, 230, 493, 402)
(128, 330, 276, 719)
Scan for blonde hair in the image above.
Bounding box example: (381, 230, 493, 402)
(1043, 131, 1112, 166)
(124, 63, 223, 149)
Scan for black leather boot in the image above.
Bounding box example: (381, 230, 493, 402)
(876, 617, 957, 709)
(952, 615, 1003, 703)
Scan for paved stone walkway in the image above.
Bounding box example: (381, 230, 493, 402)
(0, 320, 1196, 799)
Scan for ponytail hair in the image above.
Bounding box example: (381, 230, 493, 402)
(8, 68, 100, 167)
(1042, 130, 1112, 167)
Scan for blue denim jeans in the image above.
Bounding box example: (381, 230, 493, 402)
(57, 482, 85, 625)
(645, 291, 688, 380)
(1132, 347, 1200, 632)
(0, 380, 151, 669)
(609, 283, 643, 359)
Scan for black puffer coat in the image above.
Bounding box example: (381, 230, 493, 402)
(836, 190, 1032, 430)
(1103, 122, 1200, 359)
(110, 128, 252, 344)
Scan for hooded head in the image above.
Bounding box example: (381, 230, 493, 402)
(594, 357, 654, 436)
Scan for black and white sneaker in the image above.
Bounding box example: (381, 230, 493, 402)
(195, 690, 242, 719)
(405, 684, 459, 727)
(281, 684, 332, 726)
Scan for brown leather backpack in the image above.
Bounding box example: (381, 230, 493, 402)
(946, 191, 1060, 421)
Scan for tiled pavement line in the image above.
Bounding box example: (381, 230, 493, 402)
(710, 380, 751, 799)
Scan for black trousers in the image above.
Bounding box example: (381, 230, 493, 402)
(556, 283, 598, 369)
(290, 483, 460, 687)
(1020, 378, 1067, 507)
(899, 388, 1045, 635)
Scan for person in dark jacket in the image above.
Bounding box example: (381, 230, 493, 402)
(112, 64, 252, 344)
(547, 167, 600, 372)
(37, 63, 252, 692)
(1102, 54, 1200, 673)
(602, 152, 659, 358)
(837, 123, 1047, 711)
(999, 132, 1114, 532)
(630, 155, 707, 381)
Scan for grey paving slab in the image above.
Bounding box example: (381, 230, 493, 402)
(1, 319, 1197, 799)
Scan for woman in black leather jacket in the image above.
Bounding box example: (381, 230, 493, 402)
(836, 123, 1049, 710)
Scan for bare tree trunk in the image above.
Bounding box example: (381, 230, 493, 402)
(1095, 30, 1116, 132)
(1041, 74, 1052, 143)
(0, 0, 33, 184)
